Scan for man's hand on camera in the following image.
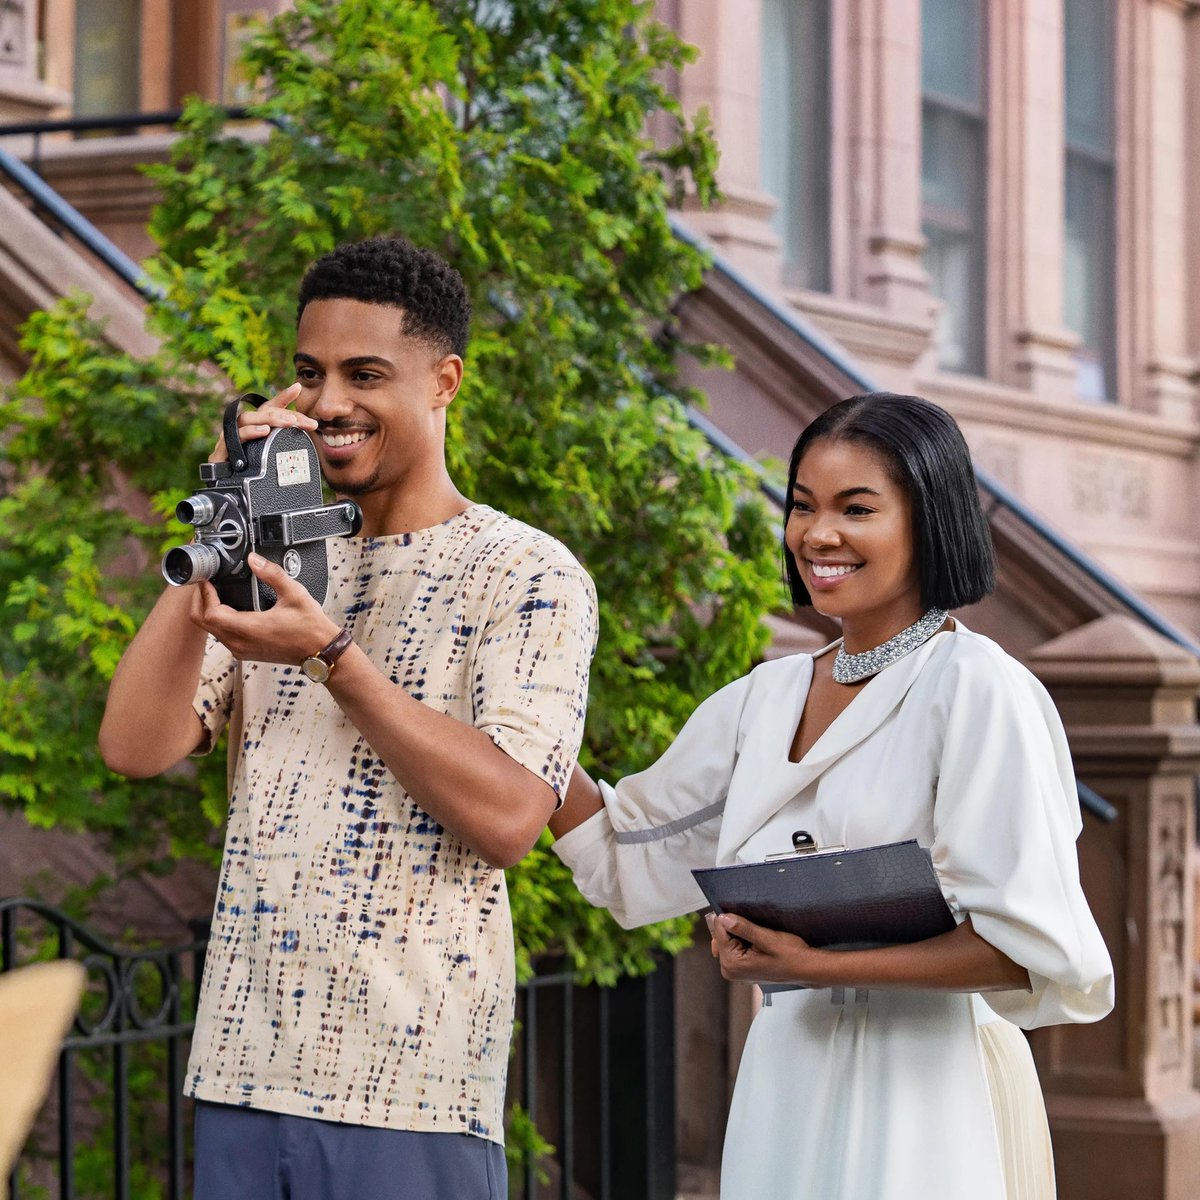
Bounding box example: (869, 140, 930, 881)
(207, 382, 317, 464)
(191, 553, 343, 667)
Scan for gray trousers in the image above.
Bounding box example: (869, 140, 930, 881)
(193, 1101, 507, 1200)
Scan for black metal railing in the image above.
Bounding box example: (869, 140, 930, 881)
(0, 109, 251, 174)
(0, 898, 205, 1200)
(0, 108, 248, 303)
(512, 959, 675, 1200)
(0, 144, 156, 298)
(1, 901, 674, 1200)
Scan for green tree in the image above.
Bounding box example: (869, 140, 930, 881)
(1, 0, 784, 982)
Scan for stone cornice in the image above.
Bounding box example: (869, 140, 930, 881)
(917, 372, 1200, 458)
(786, 288, 934, 369)
(1056, 727, 1200, 767)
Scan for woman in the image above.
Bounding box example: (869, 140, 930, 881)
(549, 394, 1114, 1200)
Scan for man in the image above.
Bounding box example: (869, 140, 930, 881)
(99, 236, 597, 1200)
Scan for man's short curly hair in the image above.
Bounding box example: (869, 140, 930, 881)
(296, 236, 471, 358)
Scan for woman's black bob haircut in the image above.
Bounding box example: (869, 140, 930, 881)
(784, 392, 995, 611)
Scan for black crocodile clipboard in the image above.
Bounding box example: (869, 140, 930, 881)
(692, 839, 955, 953)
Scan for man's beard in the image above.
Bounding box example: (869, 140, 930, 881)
(330, 467, 381, 498)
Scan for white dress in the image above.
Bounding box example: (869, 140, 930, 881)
(552, 626, 1114, 1200)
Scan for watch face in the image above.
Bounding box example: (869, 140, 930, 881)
(301, 656, 331, 683)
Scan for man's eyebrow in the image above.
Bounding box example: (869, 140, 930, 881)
(792, 483, 883, 499)
(292, 353, 395, 368)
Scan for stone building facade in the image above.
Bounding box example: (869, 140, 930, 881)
(1, 2, 1199, 1198)
(665, 0, 1200, 635)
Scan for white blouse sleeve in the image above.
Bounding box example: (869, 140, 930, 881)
(551, 673, 754, 929)
(930, 646, 1115, 1029)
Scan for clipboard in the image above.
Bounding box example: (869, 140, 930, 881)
(691, 834, 955, 953)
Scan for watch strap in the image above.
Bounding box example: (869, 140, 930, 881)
(303, 626, 353, 678)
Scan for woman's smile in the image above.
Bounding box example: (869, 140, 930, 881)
(806, 559, 863, 588)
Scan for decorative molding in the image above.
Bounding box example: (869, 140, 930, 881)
(1154, 791, 1188, 1072)
(1068, 453, 1152, 520)
(919, 373, 1200, 459)
(1140, 357, 1200, 423)
(1006, 326, 1080, 402)
(866, 230, 926, 259)
(0, 76, 68, 116)
(0, 0, 27, 67)
(972, 438, 1023, 494)
(786, 288, 934, 369)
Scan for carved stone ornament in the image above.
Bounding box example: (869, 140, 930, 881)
(1156, 791, 1188, 1070)
(1068, 453, 1152, 520)
(0, 0, 26, 67)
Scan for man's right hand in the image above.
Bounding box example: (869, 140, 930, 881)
(208, 382, 317, 464)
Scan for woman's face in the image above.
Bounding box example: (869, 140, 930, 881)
(784, 438, 923, 643)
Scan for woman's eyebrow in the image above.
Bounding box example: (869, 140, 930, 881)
(791, 483, 882, 499)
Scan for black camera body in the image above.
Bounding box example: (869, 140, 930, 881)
(162, 394, 361, 611)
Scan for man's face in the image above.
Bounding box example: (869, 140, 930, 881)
(292, 298, 460, 500)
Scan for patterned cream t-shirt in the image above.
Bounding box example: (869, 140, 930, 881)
(184, 504, 597, 1141)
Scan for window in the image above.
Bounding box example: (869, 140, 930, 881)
(760, 0, 831, 292)
(921, 0, 987, 375)
(73, 0, 141, 116)
(1063, 0, 1116, 402)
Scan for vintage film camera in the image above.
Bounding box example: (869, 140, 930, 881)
(162, 394, 361, 611)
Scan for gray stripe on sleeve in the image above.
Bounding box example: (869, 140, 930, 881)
(612, 799, 726, 845)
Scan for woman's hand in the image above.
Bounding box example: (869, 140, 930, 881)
(705, 912, 1032, 994)
(706, 911, 824, 986)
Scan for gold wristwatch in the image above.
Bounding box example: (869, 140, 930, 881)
(300, 627, 353, 683)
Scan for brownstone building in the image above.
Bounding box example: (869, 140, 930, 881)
(1, 3, 1198, 1197)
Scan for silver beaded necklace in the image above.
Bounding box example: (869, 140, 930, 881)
(832, 608, 949, 685)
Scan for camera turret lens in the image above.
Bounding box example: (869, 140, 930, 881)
(176, 494, 217, 525)
(162, 544, 222, 586)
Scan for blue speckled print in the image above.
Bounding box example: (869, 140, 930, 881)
(184, 505, 597, 1143)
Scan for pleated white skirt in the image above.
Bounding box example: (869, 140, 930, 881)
(979, 1018, 1057, 1200)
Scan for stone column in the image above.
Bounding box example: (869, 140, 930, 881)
(671, 0, 783, 287)
(173, 0, 224, 103)
(990, 0, 1080, 399)
(843, 0, 930, 315)
(1189, 5, 1200, 381)
(1117, 0, 1199, 420)
(1028, 615, 1200, 1200)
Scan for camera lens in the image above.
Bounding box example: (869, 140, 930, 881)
(176, 493, 216, 525)
(162, 543, 222, 586)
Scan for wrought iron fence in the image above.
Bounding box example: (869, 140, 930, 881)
(511, 960, 675, 1200)
(1, 900, 675, 1200)
(1, 898, 205, 1200)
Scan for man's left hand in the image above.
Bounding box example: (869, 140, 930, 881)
(191, 553, 342, 665)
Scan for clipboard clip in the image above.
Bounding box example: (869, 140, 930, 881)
(763, 829, 848, 861)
